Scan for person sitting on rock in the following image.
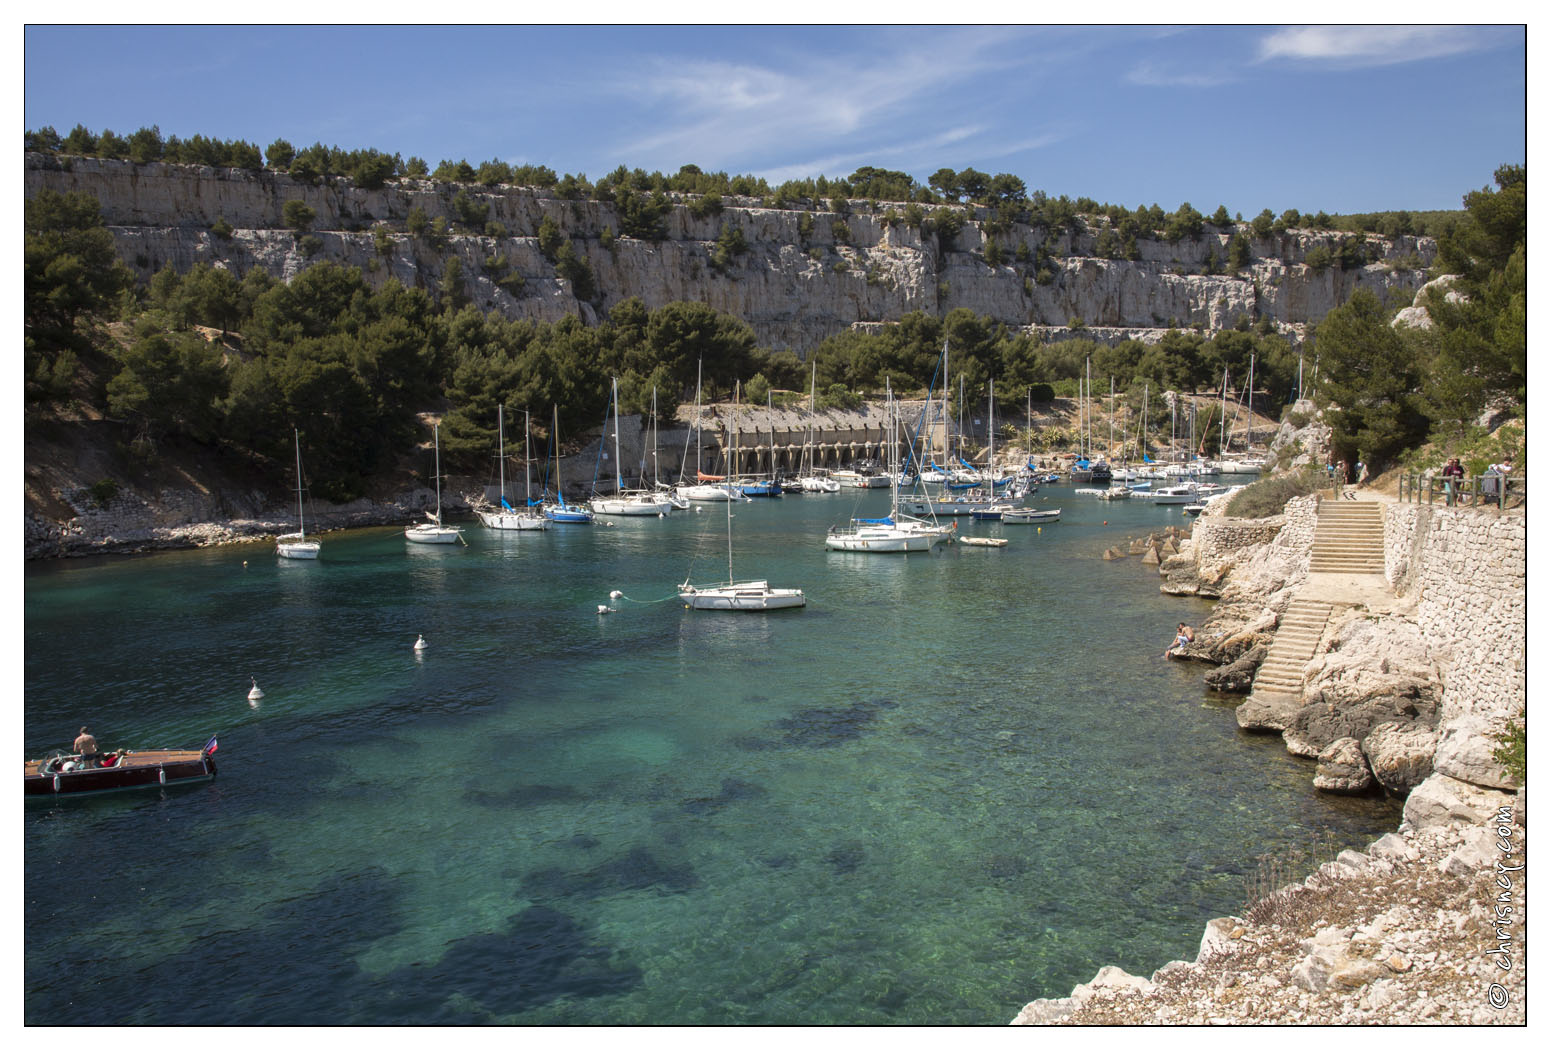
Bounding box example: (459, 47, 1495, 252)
(1164, 623, 1193, 658)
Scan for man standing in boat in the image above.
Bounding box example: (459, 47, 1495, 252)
(73, 726, 99, 767)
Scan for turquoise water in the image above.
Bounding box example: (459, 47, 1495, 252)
(24, 487, 1398, 1024)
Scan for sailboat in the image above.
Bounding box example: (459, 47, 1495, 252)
(543, 405, 595, 524)
(826, 385, 954, 552)
(680, 382, 805, 611)
(405, 423, 465, 545)
(591, 378, 674, 516)
(798, 362, 840, 492)
(678, 361, 739, 503)
(276, 427, 321, 559)
(477, 405, 548, 530)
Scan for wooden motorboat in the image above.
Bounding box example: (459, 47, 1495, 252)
(26, 738, 218, 797)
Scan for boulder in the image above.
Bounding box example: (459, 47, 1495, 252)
(1367, 832, 1420, 862)
(1313, 737, 1375, 793)
(1401, 773, 1517, 831)
(1236, 691, 1302, 732)
(1361, 721, 1438, 794)
(1282, 688, 1439, 759)
(1205, 645, 1267, 693)
(1432, 715, 1519, 790)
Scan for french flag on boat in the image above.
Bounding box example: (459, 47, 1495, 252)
(203, 735, 219, 756)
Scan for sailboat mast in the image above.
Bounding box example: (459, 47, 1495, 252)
(728, 381, 739, 581)
(433, 423, 443, 523)
(294, 427, 305, 538)
(611, 377, 623, 493)
(1245, 353, 1256, 452)
(524, 410, 535, 509)
(497, 404, 507, 507)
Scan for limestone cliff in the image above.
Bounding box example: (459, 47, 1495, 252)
(26, 154, 1435, 354)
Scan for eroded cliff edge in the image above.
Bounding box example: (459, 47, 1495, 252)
(26, 154, 1434, 355)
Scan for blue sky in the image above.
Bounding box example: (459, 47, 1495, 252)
(22, 22, 1527, 217)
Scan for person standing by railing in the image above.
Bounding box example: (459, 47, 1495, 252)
(1442, 457, 1465, 506)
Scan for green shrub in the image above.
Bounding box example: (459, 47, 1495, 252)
(1492, 710, 1525, 784)
(1223, 468, 1327, 518)
(87, 478, 119, 508)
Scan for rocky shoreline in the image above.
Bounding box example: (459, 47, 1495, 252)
(1013, 492, 1526, 1025)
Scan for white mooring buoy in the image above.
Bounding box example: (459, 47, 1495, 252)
(414, 635, 428, 652)
(247, 677, 265, 701)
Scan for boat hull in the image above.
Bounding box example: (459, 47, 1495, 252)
(824, 524, 951, 552)
(1000, 509, 1061, 524)
(678, 582, 806, 611)
(276, 537, 321, 559)
(477, 510, 550, 530)
(591, 495, 674, 516)
(26, 749, 216, 798)
(406, 525, 464, 543)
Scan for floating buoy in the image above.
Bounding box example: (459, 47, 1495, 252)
(597, 605, 614, 615)
(609, 590, 623, 600)
(242, 560, 248, 568)
(1037, 527, 1042, 534)
(247, 677, 264, 701)
(413, 635, 428, 652)
(1103, 520, 1108, 526)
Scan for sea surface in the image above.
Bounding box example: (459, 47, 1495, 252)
(24, 484, 1399, 1025)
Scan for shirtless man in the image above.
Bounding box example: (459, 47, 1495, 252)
(73, 726, 99, 767)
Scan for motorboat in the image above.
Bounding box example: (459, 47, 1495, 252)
(1000, 507, 1061, 524)
(27, 738, 218, 798)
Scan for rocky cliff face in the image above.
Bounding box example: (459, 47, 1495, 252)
(26, 154, 1436, 354)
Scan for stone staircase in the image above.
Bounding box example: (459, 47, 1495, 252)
(1248, 500, 1389, 698)
(1307, 499, 1386, 574)
(1251, 598, 1334, 695)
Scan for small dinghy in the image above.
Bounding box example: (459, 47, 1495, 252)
(958, 536, 1008, 547)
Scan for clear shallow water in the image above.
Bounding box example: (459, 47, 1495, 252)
(24, 486, 1399, 1024)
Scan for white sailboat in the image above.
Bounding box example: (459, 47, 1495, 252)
(798, 362, 840, 492)
(276, 427, 321, 559)
(680, 382, 805, 611)
(591, 378, 674, 516)
(825, 386, 954, 552)
(542, 405, 595, 524)
(477, 405, 549, 530)
(678, 361, 739, 503)
(406, 423, 466, 545)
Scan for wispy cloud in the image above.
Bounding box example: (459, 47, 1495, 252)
(1124, 61, 1236, 88)
(598, 28, 1046, 175)
(1256, 26, 1497, 67)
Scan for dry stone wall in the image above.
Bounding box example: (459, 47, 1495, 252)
(27, 154, 1435, 355)
(1383, 505, 1525, 789)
